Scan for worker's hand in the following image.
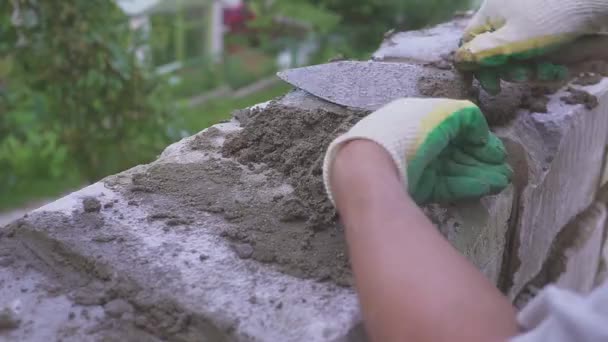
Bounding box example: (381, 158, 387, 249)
(322, 98, 512, 205)
(455, 0, 608, 94)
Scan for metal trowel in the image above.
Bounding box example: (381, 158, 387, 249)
(277, 34, 608, 111)
(276, 61, 440, 111)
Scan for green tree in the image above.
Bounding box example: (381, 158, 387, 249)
(248, 0, 471, 58)
(0, 0, 172, 186)
(314, 0, 471, 52)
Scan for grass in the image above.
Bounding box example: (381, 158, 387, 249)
(0, 173, 82, 212)
(169, 48, 278, 99)
(177, 81, 293, 134)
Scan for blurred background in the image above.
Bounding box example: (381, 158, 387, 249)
(0, 0, 478, 216)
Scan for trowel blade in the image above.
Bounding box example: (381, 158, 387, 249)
(277, 61, 428, 111)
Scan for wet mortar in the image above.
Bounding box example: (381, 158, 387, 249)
(519, 86, 557, 114)
(573, 73, 603, 86)
(120, 103, 370, 286)
(222, 103, 369, 230)
(560, 86, 599, 110)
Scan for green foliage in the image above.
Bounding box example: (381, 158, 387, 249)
(1, 88, 65, 180)
(168, 52, 278, 99)
(248, 0, 341, 35)
(249, 0, 471, 58)
(169, 59, 224, 99)
(222, 54, 277, 89)
(150, 13, 178, 66)
(2, 131, 68, 182)
(0, 0, 173, 189)
(314, 0, 471, 51)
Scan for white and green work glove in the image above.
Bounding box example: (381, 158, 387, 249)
(455, 0, 608, 94)
(322, 98, 513, 205)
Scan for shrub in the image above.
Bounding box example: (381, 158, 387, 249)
(1, 0, 172, 184)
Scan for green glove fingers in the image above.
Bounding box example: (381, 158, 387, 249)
(449, 148, 486, 166)
(407, 128, 450, 196)
(535, 62, 569, 82)
(442, 160, 511, 193)
(473, 61, 570, 95)
(415, 159, 511, 204)
(429, 152, 513, 203)
(407, 114, 464, 194)
(408, 107, 511, 204)
(454, 106, 491, 145)
(408, 105, 490, 196)
(429, 106, 490, 149)
(457, 36, 574, 95)
(501, 62, 568, 82)
(502, 64, 533, 82)
(458, 134, 507, 164)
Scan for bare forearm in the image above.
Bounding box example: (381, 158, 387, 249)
(332, 140, 518, 342)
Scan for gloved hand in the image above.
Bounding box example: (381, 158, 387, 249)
(455, 0, 608, 94)
(322, 98, 512, 205)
